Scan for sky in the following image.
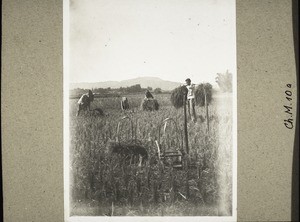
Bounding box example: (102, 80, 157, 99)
(68, 0, 236, 85)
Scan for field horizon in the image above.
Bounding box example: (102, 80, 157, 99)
(69, 76, 220, 91)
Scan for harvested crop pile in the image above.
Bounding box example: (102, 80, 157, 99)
(141, 98, 159, 111)
(92, 108, 105, 116)
(170, 86, 188, 109)
(107, 140, 148, 163)
(194, 83, 213, 106)
(171, 84, 213, 108)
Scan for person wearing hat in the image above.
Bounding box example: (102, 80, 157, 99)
(185, 78, 197, 122)
(145, 89, 154, 99)
(77, 89, 94, 116)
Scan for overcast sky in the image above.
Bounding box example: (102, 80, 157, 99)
(68, 0, 236, 85)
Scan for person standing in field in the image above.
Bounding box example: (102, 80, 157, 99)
(185, 78, 197, 122)
(77, 90, 94, 116)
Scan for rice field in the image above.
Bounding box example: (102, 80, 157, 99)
(68, 92, 233, 216)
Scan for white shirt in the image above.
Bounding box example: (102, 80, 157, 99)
(185, 84, 195, 99)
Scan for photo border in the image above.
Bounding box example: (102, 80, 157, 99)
(63, 0, 237, 221)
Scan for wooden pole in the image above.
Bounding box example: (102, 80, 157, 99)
(183, 93, 189, 154)
(204, 88, 209, 132)
(183, 93, 190, 196)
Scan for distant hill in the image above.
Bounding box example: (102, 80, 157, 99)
(70, 77, 182, 91)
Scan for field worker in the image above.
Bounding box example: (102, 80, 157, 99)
(185, 78, 197, 122)
(145, 89, 154, 99)
(77, 90, 94, 116)
(121, 97, 130, 111)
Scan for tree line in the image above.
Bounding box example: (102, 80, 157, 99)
(70, 84, 163, 97)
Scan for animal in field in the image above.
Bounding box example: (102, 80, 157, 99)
(121, 97, 130, 111)
(77, 90, 94, 116)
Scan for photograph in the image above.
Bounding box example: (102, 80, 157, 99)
(64, 0, 237, 220)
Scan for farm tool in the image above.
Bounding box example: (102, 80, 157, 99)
(155, 117, 196, 170)
(156, 87, 198, 170)
(155, 118, 183, 169)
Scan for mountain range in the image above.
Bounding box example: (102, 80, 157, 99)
(70, 77, 182, 91)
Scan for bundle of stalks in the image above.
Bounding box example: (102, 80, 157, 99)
(194, 83, 213, 107)
(107, 140, 148, 163)
(92, 108, 105, 116)
(170, 86, 188, 109)
(170, 84, 213, 108)
(141, 98, 159, 111)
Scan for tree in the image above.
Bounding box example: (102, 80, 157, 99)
(147, 86, 153, 91)
(215, 70, 232, 92)
(154, 88, 162, 94)
(126, 84, 142, 93)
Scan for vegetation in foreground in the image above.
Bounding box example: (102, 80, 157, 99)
(69, 93, 232, 216)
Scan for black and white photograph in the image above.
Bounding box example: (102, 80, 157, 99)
(64, 0, 237, 220)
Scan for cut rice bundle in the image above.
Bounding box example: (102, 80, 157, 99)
(107, 140, 148, 163)
(170, 86, 188, 109)
(141, 98, 159, 111)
